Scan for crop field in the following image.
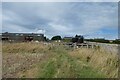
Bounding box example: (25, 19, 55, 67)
(2, 42, 119, 78)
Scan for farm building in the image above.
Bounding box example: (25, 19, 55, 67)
(72, 35, 84, 43)
(1, 32, 45, 42)
(63, 35, 84, 43)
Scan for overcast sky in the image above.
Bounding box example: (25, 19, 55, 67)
(2, 2, 118, 39)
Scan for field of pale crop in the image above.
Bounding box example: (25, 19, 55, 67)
(2, 42, 119, 78)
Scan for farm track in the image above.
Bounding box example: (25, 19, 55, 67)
(37, 46, 106, 78)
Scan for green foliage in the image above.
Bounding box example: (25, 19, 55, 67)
(85, 38, 109, 43)
(112, 39, 120, 44)
(85, 38, 120, 44)
(51, 35, 62, 40)
(40, 60, 57, 78)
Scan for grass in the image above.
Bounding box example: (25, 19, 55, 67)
(69, 48, 118, 78)
(2, 42, 118, 78)
(39, 58, 57, 78)
(2, 42, 50, 54)
(37, 45, 106, 78)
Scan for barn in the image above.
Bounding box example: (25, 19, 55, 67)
(63, 35, 84, 43)
(71, 35, 84, 43)
(1, 32, 45, 42)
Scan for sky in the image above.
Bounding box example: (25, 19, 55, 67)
(1, 2, 118, 40)
(1, 0, 120, 2)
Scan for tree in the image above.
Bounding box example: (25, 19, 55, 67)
(112, 39, 120, 44)
(51, 35, 62, 40)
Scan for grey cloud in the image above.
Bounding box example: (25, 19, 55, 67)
(2, 2, 118, 39)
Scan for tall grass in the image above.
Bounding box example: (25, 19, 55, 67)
(2, 42, 118, 78)
(69, 47, 118, 78)
(37, 45, 106, 78)
(2, 42, 51, 54)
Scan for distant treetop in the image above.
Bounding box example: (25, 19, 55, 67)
(51, 35, 62, 40)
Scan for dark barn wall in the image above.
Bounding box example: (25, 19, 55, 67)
(33, 34, 44, 41)
(71, 35, 84, 43)
(2, 33, 45, 42)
